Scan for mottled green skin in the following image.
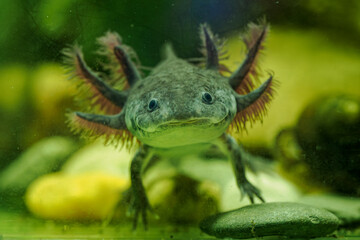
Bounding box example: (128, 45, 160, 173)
(120, 52, 265, 230)
(70, 26, 271, 229)
(125, 56, 237, 148)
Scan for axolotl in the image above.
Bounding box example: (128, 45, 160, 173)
(64, 22, 276, 228)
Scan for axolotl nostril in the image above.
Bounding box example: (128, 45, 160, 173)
(63, 21, 277, 229)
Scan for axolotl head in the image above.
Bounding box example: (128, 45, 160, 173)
(125, 58, 237, 148)
(66, 23, 275, 149)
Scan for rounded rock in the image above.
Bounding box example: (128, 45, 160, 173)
(199, 202, 340, 239)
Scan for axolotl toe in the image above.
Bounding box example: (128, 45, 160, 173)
(64, 22, 277, 229)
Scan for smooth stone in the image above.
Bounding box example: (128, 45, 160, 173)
(0, 137, 78, 210)
(200, 202, 340, 239)
(0, 136, 78, 193)
(25, 172, 129, 220)
(62, 140, 133, 177)
(299, 194, 360, 226)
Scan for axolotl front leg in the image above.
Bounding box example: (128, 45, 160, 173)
(124, 145, 154, 229)
(216, 134, 264, 203)
(126, 134, 264, 230)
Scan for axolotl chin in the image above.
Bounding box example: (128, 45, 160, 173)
(64, 22, 276, 229)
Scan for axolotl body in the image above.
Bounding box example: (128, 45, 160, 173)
(64, 22, 276, 228)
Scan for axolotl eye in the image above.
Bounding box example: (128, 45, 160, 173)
(147, 98, 159, 112)
(202, 92, 214, 104)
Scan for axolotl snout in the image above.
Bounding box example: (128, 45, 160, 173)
(64, 22, 276, 228)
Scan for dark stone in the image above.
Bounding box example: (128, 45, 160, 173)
(299, 194, 360, 226)
(295, 95, 360, 195)
(199, 202, 340, 239)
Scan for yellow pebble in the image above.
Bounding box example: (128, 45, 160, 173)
(25, 172, 129, 221)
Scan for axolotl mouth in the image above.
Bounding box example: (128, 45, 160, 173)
(136, 111, 231, 134)
(133, 112, 232, 148)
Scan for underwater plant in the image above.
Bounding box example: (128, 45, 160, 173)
(63, 21, 276, 229)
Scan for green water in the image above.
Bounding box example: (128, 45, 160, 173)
(0, 211, 359, 240)
(0, 211, 211, 239)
